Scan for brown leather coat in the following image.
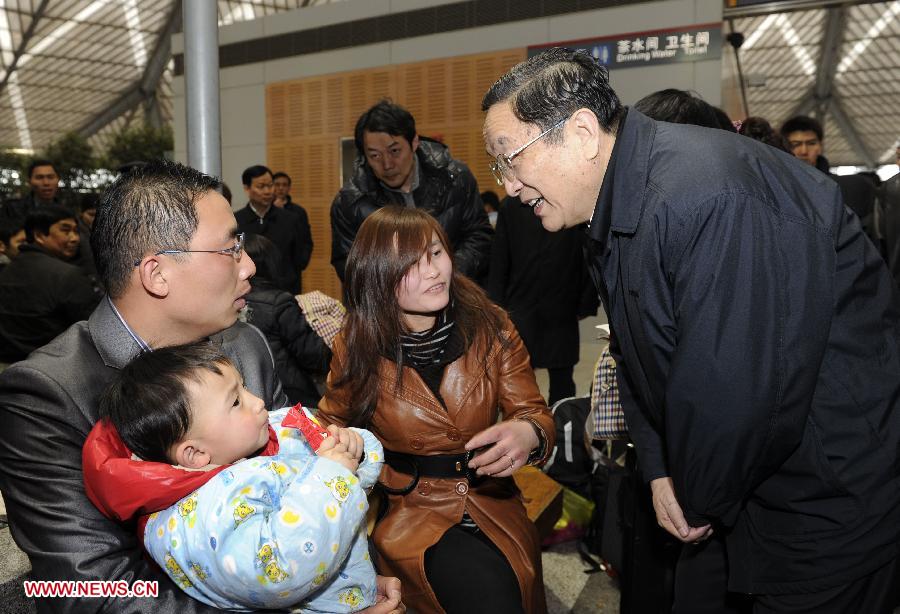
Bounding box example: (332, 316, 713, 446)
(317, 312, 554, 613)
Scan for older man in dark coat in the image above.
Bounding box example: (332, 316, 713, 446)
(483, 48, 900, 613)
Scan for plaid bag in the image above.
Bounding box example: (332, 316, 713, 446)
(295, 291, 346, 348)
(588, 344, 628, 440)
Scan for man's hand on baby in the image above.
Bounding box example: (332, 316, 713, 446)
(325, 425, 364, 462)
(316, 433, 359, 473)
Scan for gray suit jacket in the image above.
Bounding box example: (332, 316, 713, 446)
(0, 298, 286, 612)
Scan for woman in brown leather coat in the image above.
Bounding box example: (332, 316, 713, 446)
(317, 206, 554, 614)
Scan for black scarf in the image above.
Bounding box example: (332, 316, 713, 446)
(399, 308, 455, 368)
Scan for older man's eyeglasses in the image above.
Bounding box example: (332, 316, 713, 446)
(489, 117, 567, 186)
(132, 232, 245, 267)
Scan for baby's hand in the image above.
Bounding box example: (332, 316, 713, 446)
(326, 425, 365, 462)
(316, 434, 359, 474)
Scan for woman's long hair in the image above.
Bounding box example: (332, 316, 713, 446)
(242, 233, 282, 283)
(334, 206, 505, 426)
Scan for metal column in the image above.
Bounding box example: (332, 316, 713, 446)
(183, 0, 221, 179)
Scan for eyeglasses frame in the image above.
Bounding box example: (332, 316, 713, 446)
(132, 232, 246, 267)
(489, 117, 568, 186)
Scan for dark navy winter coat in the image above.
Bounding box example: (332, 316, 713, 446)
(587, 109, 900, 594)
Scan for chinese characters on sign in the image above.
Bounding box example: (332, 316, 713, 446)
(528, 24, 722, 70)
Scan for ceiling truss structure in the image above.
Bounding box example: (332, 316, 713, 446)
(726, 0, 899, 166)
(1, 0, 898, 166)
(0, 0, 334, 155)
(77, 0, 181, 138)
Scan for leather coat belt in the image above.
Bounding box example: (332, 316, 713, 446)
(381, 449, 484, 495)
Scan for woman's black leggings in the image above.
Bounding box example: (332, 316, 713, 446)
(424, 524, 525, 614)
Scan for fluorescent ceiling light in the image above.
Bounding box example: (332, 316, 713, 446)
(739, 13, 815, 76)
(837, 1, 900, 73)
(26, 0, 113, 61)
(742, 13, 779, 50)
(123, 0, 147, 70)
(776, 14, 816, 76)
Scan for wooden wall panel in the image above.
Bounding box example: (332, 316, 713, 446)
(267, 84, 287, 142)
(425, 63, 448, 126)
(371, 70, 394, 103)
(267, 48, 526, 299)
(305, 81, 324, 137)
(326, 77, 345, 134)
(287, 83, 304, 139)
(399, 64, 425, 123)
(268, 145, 287, 180)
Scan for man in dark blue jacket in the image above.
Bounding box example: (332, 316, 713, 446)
(482, 48, 900, 612)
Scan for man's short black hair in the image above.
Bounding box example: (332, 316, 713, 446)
(0, 219, 24, 245)
(91, 159, 221, 299)
(482, 48, 624, 143)
(634, 89, 728, 130)
(78, 192, 99, 213)
(739, 117, 790, 152)
(241, 165, 272, 187)
(28, 159, 57, 179)
(99, 342, 234, 463)
(780, 115, 823, 142)
(272, 171, 291, 184)
(24, 204, 77, 243)
(354, 100, 417, 157)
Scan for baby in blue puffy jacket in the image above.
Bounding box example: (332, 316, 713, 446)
(86, 341, 383, 613)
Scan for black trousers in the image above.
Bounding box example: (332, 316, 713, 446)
(675, 533, 898, 614)
(423, 524, 524, 614)
(673, 535, 751, 614)
(547, 366, 576, 406)
(753, 555, 899, 614)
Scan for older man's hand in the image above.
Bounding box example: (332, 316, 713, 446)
(650, 477, 713, 543)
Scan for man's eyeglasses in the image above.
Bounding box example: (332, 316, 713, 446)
(489, 117, 567, 186)
(132, 232, 245, 267)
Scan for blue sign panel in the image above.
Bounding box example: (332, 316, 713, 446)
(529, 23, 723, 70)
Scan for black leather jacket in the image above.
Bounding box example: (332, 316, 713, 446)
(330, 139, 492, 282)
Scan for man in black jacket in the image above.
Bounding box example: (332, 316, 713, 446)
(0, 159, 60, 221)
(0, 160, 403, 613)
(331, 100, 492, 282)
(780, 115, 880, 249)
(1, 159, 97, 279)
(235, 165, 310, 294)
(272, 170, 314, 278)
(0, 205, 101, 362)
(482, 48, 900, 612)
